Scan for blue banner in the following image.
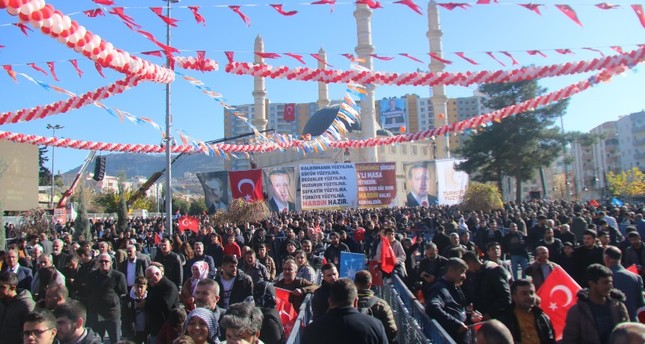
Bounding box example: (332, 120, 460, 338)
(340, 252, 366, 279)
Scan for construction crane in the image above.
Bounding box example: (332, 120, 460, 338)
(53, 150, 97, 223)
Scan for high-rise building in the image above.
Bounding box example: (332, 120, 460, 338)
(617, 110, 645, 171)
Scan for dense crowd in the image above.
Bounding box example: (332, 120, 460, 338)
(1, 199, 645, 344)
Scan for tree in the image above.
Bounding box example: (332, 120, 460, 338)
(460, 182, 504, 212)
(455, 80, 568, 202)
(209, 199, 271, 226)
(38, 146, 52, 186)
(606, 167, 645, 198)
(188, 198, 207, 216)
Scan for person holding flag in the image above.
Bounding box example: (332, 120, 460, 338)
(375, 228, 406, 278)
(561, 264, 629, 344)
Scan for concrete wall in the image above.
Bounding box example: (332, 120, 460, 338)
(0, 141, 39, 211)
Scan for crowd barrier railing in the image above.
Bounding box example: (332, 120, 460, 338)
(285, 294, 313, 344)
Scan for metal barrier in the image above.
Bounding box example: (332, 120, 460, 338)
(379, 278, 432, 344)
(285, 294, 313, 344)
(389, 275, 457, 344)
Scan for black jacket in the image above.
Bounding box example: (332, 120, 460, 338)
(216, 270, 253, 309)
(88, 269, 127, 320)
(259, 307, 284, 344)
(76, 327, 104, 344)
(302, 306, 389, 344)
(311, 281, 332, 321)
(145, 276, 179, 336)
(467, 261, 512, 319)
(52, 252, 72, 271)
(154, 251, 184, 288)
(497, 305, 556, 344)
(118, 258, 148, 286)
(425, 277, 468, 342)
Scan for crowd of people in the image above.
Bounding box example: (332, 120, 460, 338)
(0, 199, 644, 344)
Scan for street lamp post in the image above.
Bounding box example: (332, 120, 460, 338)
(46, 124, 63, 208)
(163, 0, 179, 236)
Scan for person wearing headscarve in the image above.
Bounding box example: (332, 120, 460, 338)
(184, 307, 220, 344)
(180, 261, 209, 311)
(253, 281, 284, 344)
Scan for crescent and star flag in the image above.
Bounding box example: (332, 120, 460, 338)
(275, 287, 298, 339)
(368, 260, 384, 286)
(340, 252, 366, 278)
(380, 236, 397, 274)
(178, 216, 200, 233)
(284, 103, 296, 121)
(536, 265, 582, 340)
(228, 169, 264, 202)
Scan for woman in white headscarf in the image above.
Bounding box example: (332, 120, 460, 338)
(184, 307, 220, 344)
(180, 260, 209, 311)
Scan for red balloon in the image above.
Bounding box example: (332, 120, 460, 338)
(0, 0, 9, 9)
(30, 10, 42, 21)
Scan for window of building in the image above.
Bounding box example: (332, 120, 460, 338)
(412, 146, 418, 154)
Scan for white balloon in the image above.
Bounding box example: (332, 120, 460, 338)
(62, 15, 71, 30)
(42, 17, 53, 28)
(31, 19, 43, 29)
(52, 22, 63, 34)
(7, 7, 19, 16)
(19, 3, 34, 16)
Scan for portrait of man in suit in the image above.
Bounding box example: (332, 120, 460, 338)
(198, 173, 228, 213)
(267, 169, 296, 213)
(405, 162, 438, 207)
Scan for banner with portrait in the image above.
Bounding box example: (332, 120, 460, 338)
(264, 167, 298, 213)
(379, 98, 407, 134)
(403, 161, 438, 207)
(435, 158, 469, 205)
(196, 171, 230, 213)
(356, 162, 397, 208)
(300, 163, 358, 210)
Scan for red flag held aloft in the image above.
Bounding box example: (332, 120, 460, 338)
(380, 236, 397, 274)
(536, 266, 581, 340)
(228, 169, 264, 201)
(178, 216, 200, 233)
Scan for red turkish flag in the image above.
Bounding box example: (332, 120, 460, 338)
(228, 169, 264, 202)
(380, 236, 397, 274)
(284, 103, 296, 121)
(368, 260, 383, 286)
(275, 287, 298, 338)
(536, 266, 582, 340)
(626, 264, 639, 275)
(154, 232, 162, 245)
(178, 216, 200, 233)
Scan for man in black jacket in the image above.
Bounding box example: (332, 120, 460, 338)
(302, 278, 388, 344)
(119, 244, 148, 289)
(87, 253, 127, 343)
(53, 300, 103, 344)
(311, 263, 339, 320)
(497, 279, 556, 344)
(216, 255, 253, 309)
(144, 265, 179, 341)
(184, 242, 216, 280)
(154, 238, 183, 289)
(52, 239, 72, 271)
(572, 229, 604, 285)
(462, 251, 512, 320)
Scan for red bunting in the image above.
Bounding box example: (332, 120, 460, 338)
(537, 266, 581, 340)
(229, 5, 251, 26)
(455, 52, 479, 65)
(136, 29, 179, 55)
(371, 54, 394, 61)
(555, 49, 574, 55)
(0, 45, 4, 49)
(611, 46, 624, 54)
(633, 5, 645, 28)
(527, 50, 547, 58)
(94, 62, 105, 78)
(2, 65, 17, 81)
(500, 51, 520, 65)
(83, 8, 104, 17)
(69, 60, 83, 78)
(341, 53, 357, 62)
(556, 4, 583, 26)
(583, 47, 605, 57)
(356, 0, 383, 9)
(28, 63, 48, 76)
(485, 52, 506, 66)
(311, 53, 332, 67)
(109, 7, 142, 29)
(284, 52, 306, 64)
(270, 4, 298, 16)
(150, 7, 179, 27)
(225, 51, 235, 63)
(394, 0, 423, 15)
(93, 0, 114, 5)
(438, 2, 471, 10)
(428, 52, 452, 64)
(46, 62, 59, 81)
(142, 50, 163, 57)
(255, 52, 281, 59)
(518, 3, 543, 15)
(399, 53, 423, 63)
(311, 0, 336, 12)
(596, 3, 620, 10)
(12, 23, 32, 36)
(188, 6, 206, 26)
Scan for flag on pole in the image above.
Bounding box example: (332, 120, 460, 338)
(380, 236, 397, 274)
(178, 216, 200, 233)
(275, 287, 298, 339)
(536, 266, 582, 340)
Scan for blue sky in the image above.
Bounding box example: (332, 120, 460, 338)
(1, 0, 643, 173)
